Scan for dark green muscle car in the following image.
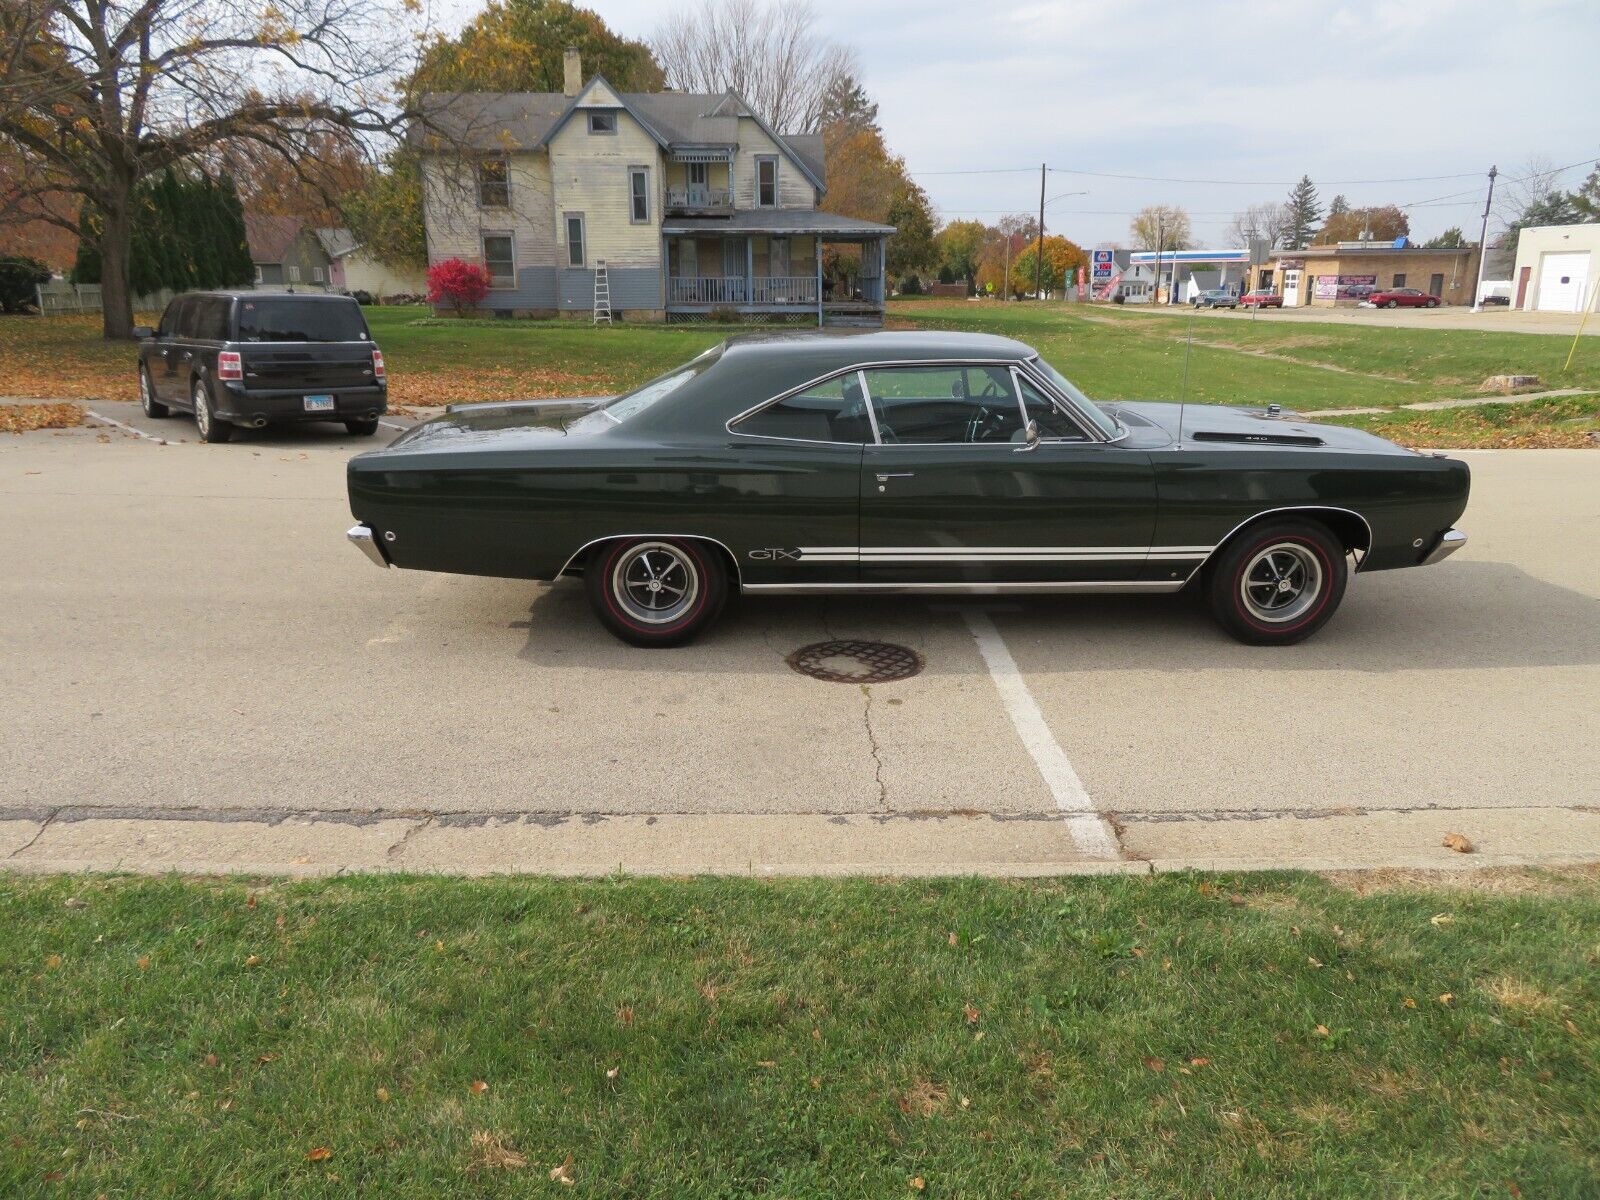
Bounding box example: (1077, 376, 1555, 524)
(346, 331, 1469, 647)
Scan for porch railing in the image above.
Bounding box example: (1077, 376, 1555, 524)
(668, 276, 820, 306)
(665, 187, 733, 211)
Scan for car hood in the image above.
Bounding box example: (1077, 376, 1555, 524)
(377, 396, 616, 452)
(1106, 400, 1417, 456)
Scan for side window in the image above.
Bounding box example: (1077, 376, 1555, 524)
(193, 297, 229, 342)
(158, 298, 183, 337)
(565, 214, 585, 267)
(482, 233, 515, 287)
(629, 167, 649, 223)
(477, 158, 510, 208)
(862, 365, 1023, 444)
(1016, 373, 1087, 441)
(170, 296, 197, 338)
(734, 374, 873, 444)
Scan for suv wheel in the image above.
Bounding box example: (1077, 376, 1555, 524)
(192, 377, 233, 444)
(585, 537, 728, 648)
(1206, 520, 1347, 646)
(139, 367, 170, 418)
(344, 418, 380, 437)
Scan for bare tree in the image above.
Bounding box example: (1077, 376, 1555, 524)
(1129, 205, 1193, 250)
(652, 0, 858, 132)
(0, 0, 424, 337)
(1494, 154, 1563, 228)
(1227, 202, 1292, 251)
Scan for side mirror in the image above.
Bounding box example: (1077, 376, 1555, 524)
(131, 325, 155, 340)
(1014, 419, 1040, 453)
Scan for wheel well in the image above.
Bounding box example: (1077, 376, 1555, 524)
(1211, 507, 1372, 563)
(562, 535, 742, 587)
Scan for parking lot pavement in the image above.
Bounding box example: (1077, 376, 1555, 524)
(1129, 302, 1600, 336)
(4, 403, 1598, 875)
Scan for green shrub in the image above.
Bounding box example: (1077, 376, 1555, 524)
(0, 256, 52, 313)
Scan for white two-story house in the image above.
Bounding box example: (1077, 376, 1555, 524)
(417, 48, 895, 324)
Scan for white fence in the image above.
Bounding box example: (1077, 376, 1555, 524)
(35, 282, 175, 316)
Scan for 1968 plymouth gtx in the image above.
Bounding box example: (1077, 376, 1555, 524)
(346, 331, 1469, 647)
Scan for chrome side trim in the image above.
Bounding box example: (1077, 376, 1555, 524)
(1185, 505, 1376, 578)
(556, 532, 741, 583)
(347, 524, 389, 568)
(741, 580, 1186, 596)
(1421, 527, 1466, 565)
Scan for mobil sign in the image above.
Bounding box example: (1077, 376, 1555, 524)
(1092, 248, 1115, 280)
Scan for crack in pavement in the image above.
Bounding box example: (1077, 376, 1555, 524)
(859, 683, 888, 811)
(386, 814, 435, 859)
(7, 808, 59, 858)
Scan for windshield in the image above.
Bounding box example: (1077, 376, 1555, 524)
(1027, 356, 1120, 440)
(236, 299, 370, 343)
(601, 345, 721, 423)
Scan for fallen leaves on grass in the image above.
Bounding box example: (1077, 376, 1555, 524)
(306, 1146, 332, 1162)
(1443, 833, 1475, 854)
(469, 1079, 489, 1095)
(962, 1003, 981, 1026)
(0, 402, 83, 434)
(467, 1131, 527, 1172)
(549, 1153, 576, 1185)
(897, 1080, 948, 1117)
(1142, 1056, 1166, 1073)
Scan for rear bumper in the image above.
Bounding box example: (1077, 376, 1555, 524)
(217, 383, 386, 423)
(1421, 528, 1467, 565)
(348, 523, 389, 568)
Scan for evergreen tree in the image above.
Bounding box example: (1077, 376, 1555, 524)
(213, 171, 255, 286)
(1284, 175, 1321, 249)
(1571, 164, 1600, 220)
(1326, 193, 1350, 219)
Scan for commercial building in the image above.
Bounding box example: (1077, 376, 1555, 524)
(1258, 239, 1479, 306)
(1091, 247, 1247, 302)
(1511, 223, 1600, 312)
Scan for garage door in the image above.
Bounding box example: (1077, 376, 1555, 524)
(1537, 252, 1589, 312)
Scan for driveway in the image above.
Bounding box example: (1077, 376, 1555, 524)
(4, 401, 1598, 875)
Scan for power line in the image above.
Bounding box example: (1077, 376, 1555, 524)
(911, 165, 1493, 186)
(1397, 156, 1596, 210)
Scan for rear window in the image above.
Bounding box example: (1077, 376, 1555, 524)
(236, 299, 370, 343)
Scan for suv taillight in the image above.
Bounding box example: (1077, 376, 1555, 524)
(372, 349, 385, 381)
(217, 351, 242, 381)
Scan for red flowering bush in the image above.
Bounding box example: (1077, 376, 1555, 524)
(427, 258, 492, 315)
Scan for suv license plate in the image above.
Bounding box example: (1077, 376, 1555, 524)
(304, 395, 335, 412)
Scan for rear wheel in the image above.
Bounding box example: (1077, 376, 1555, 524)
(139, 367, 169, 418)
(1385, 299, 1398, 309)
(585, 537, 728, 647)
(1425, 298, 1439, 308)
(1206, 520, 1347, 646)
(192, 377, 233, 443)
(344, 418, 380, 437)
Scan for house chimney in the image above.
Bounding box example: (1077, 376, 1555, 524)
(563, 46, 582, 97)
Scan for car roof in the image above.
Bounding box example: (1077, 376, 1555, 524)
(718, 329, 1036, 372)
(176, 291, 358, 301)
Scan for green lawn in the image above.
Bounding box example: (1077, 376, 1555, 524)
(4, 870, 1597, 1197)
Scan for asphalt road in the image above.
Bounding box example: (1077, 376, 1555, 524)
(3, 401, 1598, 874)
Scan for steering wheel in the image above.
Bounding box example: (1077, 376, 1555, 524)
(963, 405, 1008, 443)
(975, 378, 1002, 398)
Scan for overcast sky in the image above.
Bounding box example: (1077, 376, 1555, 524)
(434, 0, 1600, 247)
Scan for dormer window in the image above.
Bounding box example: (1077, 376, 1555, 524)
(587, 111, 617, 135)
(477, 158, 509, 208)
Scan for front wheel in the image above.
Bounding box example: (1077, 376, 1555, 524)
(585, 537, 728, 647)
(1425, 299, 1439, 308)
(344, 418, 380, 436)
(1385, 300, 1398, 309)
(139, 367, 169, 418)
(1206, 520, 1347, 646)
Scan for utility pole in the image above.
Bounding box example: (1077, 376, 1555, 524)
(1154, 214, 1164, 304)
(1470, 164, 1498, 314)
(1034, 162, 1046, 301)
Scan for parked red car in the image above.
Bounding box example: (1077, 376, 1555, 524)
(1240, 291, 1284, 308)
(1366, 287, 1440, 309)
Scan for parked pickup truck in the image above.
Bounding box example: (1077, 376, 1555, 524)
(134, 291, 387, 443)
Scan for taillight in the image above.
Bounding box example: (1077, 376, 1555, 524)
(372, 349, 385, 380)
(217, 351, 242, 381)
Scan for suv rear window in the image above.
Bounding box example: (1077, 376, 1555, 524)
(235, 299, 369, 343)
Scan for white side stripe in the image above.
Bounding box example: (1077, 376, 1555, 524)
(796, 545, 1212, 562)
(958, 607, 1120, 859)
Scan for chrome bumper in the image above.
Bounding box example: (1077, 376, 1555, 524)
(347, 523, 389, 568)
(1421, 527, 1466, 565)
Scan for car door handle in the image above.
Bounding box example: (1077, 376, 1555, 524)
(875, 473, 914, 481)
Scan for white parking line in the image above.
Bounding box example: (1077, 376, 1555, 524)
(85, 409, 168, 445)
(957, 607, 1121, 859)
(379, 420, 408, 432)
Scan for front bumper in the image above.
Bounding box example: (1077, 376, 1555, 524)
(1421, 528, 1467, 565)
(348, 523, 389, 568)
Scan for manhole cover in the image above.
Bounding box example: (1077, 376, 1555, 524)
(786, 640, 924, 684)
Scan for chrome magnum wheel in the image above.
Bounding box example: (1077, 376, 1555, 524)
(585, 536, 728, 647)
(1206, 520, 1347, 645)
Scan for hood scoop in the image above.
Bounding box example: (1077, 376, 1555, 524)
(1189, 429, 1325, 447)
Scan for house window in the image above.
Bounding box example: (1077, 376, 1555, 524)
(565, 214, 586, 267)
(1392, 273, 1407, 288)
(253, 265, 263, 284)
(312, 266, 324, 283)
(756, 156, 778, 207)
(587, 111, 616, 135)
(629, 167, 649, 223)
(286, 265, 300, 283)
(477, 158, 510, 208)
(687, 162, 708, 187)
(482, 233, 515, 288)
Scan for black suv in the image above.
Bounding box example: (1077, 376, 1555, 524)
(134, 291, 387, 443)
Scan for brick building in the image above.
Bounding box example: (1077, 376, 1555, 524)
(1256, 241, 1479, 306)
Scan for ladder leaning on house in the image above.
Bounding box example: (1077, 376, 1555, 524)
(592, 260, 612, 325)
